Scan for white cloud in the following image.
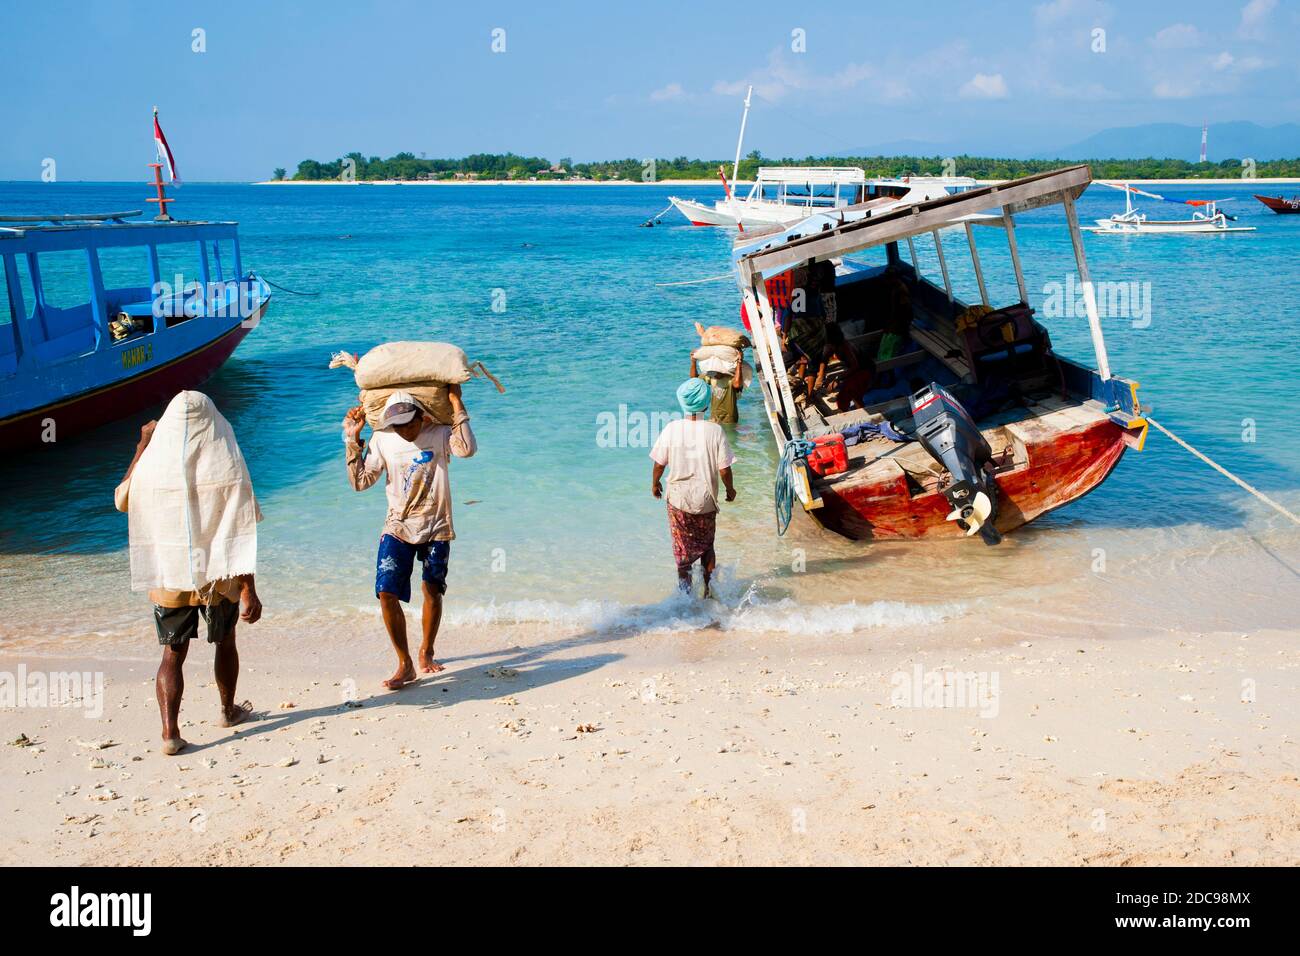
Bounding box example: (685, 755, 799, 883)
(1239, 0, 1277, 39)
(1153, 79, 1196, 99)
(1033, 0, 1111, 28)
(959, 73, 1009, 99)
(649, 82, 685, 102)
(712, 49, 882, 103)
(1211, 51, 1267, 73)
(1152, 23, 1203, 49)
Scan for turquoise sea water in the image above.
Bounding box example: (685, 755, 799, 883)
(2, 180, 1298, 647)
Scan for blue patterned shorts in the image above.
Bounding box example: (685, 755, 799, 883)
(376, 534, 450, 602)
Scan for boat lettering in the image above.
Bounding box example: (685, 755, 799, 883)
(122, 343, 153, 370)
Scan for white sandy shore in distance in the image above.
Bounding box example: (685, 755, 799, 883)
(1, 616, 1295, 866)
(251, 177, 1300, 187)
(251, 178, 734, 186)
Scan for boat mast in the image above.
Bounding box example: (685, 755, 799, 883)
(732, 85, 753, 185)
(1063, 193, 1113, 381)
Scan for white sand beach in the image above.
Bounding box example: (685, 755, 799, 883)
(250, 178, 733, 186)
(2, 615, 1295, 866)
(252, 177, 1300, 187)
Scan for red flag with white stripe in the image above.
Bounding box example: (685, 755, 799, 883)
(153, 108, 181, 185)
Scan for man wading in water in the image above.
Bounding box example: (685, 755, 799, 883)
(650, 378, 737, 597)
(343, 387, 476, 689)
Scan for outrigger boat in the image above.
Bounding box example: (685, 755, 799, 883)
(669, 169, 976, 229)
(1086, 182, 1254, 234)
(731, 165, 1148, 542)
(670, 166, 870, 228)
(1253, 193, 1300, 214)
(666, 86, 974, 229)
(0, 206, 270, 450)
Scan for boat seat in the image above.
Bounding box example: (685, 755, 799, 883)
(32, 325, 95, 364)
(908, 323, 970, 379)
(875, 349, 928, 373)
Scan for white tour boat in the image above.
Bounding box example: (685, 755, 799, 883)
(1086, 182, 1254, 235)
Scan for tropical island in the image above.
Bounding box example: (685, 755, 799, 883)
(267, 150, 1300, 184)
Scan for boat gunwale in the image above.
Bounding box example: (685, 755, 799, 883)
(737, 164, 1092, 275)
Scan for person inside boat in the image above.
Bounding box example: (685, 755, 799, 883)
(689, 351, 745, 425)
(650, 379, 737, 598)
(784, 262, 858, 401)
(875, 277, 913, 362)
(114, 392, 264, 756)
(343, 388, 476, 690)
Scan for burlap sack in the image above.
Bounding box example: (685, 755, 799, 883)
(354, 342, 472, 390)
(694, 323, 751, 350)
(693, 344, 742, 366)
(358, 383, 455, 427)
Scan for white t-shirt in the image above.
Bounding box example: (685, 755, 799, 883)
(345, 414, 477, 543)
(649, 418, 735, 515)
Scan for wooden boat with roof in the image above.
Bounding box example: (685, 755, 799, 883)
(0, 208, 270, 451)
(730, 165, 1148, 543)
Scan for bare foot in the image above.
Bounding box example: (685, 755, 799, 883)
(418, 649, 445, 674)
(161, 737, 188, 756)
(220, 700, 255, 728)
(383, 663, 418, 690)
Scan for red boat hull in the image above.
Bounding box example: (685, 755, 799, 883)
(812, 416, 1128, 540)
(0, 312, 259, 452)
(1254, 194, 1300, 214)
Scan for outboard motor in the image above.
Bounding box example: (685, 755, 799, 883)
(909, 383, 1002, 545)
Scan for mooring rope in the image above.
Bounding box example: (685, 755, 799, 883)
(1149, 417, 1300, 527)
(641, 202, 675, 227)
(655, 272, 733, 288)
(261, 276, 321, 296)
(775, 438, 816, 535)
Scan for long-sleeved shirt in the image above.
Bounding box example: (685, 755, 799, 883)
(346, 412, 476, 544)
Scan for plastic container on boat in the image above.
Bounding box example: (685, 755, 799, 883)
(807, 433, 848, 477)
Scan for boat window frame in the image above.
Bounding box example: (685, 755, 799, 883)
(0, 219, 246, 360)
(1, 254, 22, 366)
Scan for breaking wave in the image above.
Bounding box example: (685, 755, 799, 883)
(445, 589, 964, 635)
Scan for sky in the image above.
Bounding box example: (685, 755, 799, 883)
(0, 0, 1296, 181)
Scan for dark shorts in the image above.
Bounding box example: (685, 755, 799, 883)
(376, 534, 450, 603)
(153, 600, 239, 647)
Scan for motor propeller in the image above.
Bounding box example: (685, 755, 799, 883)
(910, 383, 1003, 546)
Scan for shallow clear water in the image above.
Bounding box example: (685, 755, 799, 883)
(1, 180, 1298, 646)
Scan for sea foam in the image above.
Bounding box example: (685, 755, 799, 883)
(445, 590, 963, 636)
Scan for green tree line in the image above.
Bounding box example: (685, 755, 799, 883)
(283, 150, 1300, 182)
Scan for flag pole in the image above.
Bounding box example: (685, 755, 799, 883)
(148, 107, 175, 221)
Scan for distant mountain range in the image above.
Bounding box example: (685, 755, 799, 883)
(1046, 122, 1300, 162)
(835, 122, 1300, 162)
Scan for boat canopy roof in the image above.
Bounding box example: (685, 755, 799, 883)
(0, 214, 240, 251)
(876, 175, 980, 187)
(755, 166, 865, 185)
(737, 164, 1091, 278)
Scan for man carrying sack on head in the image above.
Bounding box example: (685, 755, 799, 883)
(114, 391, 264, 756)
(343, 387, 476, 690)
(650, 378, 737, 598)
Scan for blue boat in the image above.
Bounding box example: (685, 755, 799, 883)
(0, 209, 270, 450)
